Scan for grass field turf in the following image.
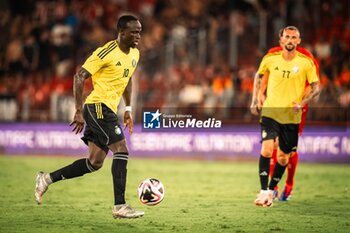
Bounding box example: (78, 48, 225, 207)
(0, 155, 349, 233)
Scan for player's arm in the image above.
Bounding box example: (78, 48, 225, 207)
(70, 68, 91, 134)
(258, 72, 268, 108)
(293, 81, 320, 112)
(70, 45, 109, 133)
(123, 78, 133, 134)
(300, 81, 320, 107)
(293, 60, 320, 112)
(250, 73, 264, 115)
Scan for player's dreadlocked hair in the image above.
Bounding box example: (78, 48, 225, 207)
(117, 15, 139, 33)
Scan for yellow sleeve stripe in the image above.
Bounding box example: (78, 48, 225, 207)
(97, 41, 117, 59)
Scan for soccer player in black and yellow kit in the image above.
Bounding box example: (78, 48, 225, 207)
(250, 26, 320, 207)
(35, 15, 144, 218)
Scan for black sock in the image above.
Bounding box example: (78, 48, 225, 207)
(50, 158, 96, 182)
(269, 162, 287, 190)
(112, 153, 128, 205)
(259, 155, 270, 190)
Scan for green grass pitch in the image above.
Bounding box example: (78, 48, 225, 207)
(0, 155, 349, 233)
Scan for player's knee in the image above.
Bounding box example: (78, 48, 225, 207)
(88, 158, 104, 170)
(110, 139, 129, 154)
(277, 154, 289, 166)
(261, 140, 275, 157)
(261, 146, 274, 157)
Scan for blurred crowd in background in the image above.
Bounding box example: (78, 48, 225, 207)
(0, 0, 349, 122)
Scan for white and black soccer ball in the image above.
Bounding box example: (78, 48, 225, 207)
(137, 178, 165, 206)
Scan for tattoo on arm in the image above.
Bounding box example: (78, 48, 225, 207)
(73, 68, 91, 111)
(252, 73, 263, 104)
(301, 82, 320, 106)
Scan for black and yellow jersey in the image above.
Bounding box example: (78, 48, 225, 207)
(257, 50, 318, 124)
(82, 40, 139, 113)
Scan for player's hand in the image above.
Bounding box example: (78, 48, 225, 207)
(124, 111, 134, 135)
(292, 102, 303, 113)
(250, 101, 260, 116)
(70, 110, 85, 134)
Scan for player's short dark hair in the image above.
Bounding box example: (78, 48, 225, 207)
(279, 26, 300, 37)
(117, 15, 139, 32)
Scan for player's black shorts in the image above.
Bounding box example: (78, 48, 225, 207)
(260, 116, 299, 154)
(81, 103, 124, 154)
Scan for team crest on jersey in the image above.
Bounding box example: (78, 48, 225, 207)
(115, 126, 122, 135)
(132, 59, 137, 67)
(262, 130, 267, 139)
(292, 64, 299, 73)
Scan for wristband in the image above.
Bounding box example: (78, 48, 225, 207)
(125, 106, 132, 112)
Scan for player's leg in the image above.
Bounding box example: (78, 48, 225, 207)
(255, 117, 278, 206)
(97, 103, 143, 218)
(269, 138, 280, 199)
(35, 142, 106, 204)
(268, 149, 289, 191)
(270, 149, 279, 199)
(286, 151, 298, 187)
(280, 151, 299, 201)
(109, 139, 144, 218)
(255, 139, 275, 206)
(260, 140, 275, 189)
(267, 149, 289, 206)
(109, 139, 128, 206)
(35, 103, 109, 204)
(269, 122, 299, 204)
(50, 142, 106, 181)
(269, 150, 277, 180)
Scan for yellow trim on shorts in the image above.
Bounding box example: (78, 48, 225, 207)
(95, 103, 104, 119)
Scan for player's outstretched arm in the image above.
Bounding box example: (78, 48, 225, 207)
(122, 77, 133, 135)
(70, 67, 91, 134)
(250, 73, 264, 115)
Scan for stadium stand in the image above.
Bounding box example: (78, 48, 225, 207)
(0, 0, 349, 122)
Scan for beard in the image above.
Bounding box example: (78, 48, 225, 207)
(284, 44, 295, 52)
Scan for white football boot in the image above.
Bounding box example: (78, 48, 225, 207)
(112, 204, 144, 219)
(35, 172, 51, 204)
(254, 190, 268, 206)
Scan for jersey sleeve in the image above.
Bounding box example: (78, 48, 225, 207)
(306, 61, 319, 84)
(257, 56, 268, 75)
(82, 48, 110, 76)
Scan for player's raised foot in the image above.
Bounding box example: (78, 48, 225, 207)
(279, 185, 293, 201)
(112, 204, 144, 219)
(254, 190, 268, 206)
(35, 172, 51, 204)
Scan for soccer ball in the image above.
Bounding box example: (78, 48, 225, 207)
(137, 178, 165, 206)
